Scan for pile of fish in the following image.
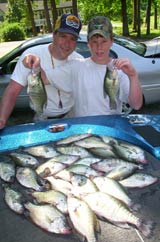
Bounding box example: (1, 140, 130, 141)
(0, 133, 158, 242)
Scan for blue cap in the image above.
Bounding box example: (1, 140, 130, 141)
(54, 14, 82, 38)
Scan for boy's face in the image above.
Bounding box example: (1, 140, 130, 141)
(53, 32, 78, 59)
(88, 34, 113, 63)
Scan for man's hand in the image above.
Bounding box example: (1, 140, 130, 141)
(23, 54, 40, 69)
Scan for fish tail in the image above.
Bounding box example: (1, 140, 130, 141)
(130, 202, 141, 212)
(109, 99, 117, 110)
(138, 219, 155, 238)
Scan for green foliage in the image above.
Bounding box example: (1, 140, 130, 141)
(1, 22, 25, 41)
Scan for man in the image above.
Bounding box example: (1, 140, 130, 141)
(23, 16, 143, 117)
(0, 13, 83, 129)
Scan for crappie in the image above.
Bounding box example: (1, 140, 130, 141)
(35, 158, 67, 178)
(56, 134, 92, 145)
(27, 70, 47, 121)
(92, 176, 136, 209)
(91, 158, 142, 173)
(74, 136, 112, 149)
(16, 167, 44, 191)
(31, 190, 68, 214)
(68, 195, 100, 242)
(56, 145, 92, 158)
(113, 142, 148, 164)
(10, 152, 39, 168)
(106, 164, 142, 180)
(70, 174, 98, 197)
(44, 176, 73, 195)
(83, 192, 153, 237)
(74, 157, 102, 166)
(89, 147, 116, 158)
(24, 202, 72, 234)
(24, 144, 59, 158)
(68, 164, 104, 178)
(0, 161, 15, 183)
(3, 185, 24, 214)
(119, 172, 158, 188)
(103, 67, 119, 110)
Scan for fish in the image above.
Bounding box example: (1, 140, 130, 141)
(106, 164, 143, 180)
(44, 176, 73, 195)
(3, 185, 24, 214)
(89, 147, 116, 158)
(56, 145, 93, 158)
(112, 141, 149, 164)
(91, 158, 142, 174)
(27, 70, 47, 121)
(70, 174, 98, 197)
(24, 144, 59, 158)
(92, 176, 137, 210)
(100, 135, 119, 145)
(74, 136, 112, 149)
(16, 167, 44, 191)
(67, 164, 104, 178)
(56, 164, 103, 182)
(0, 161, 15, 183)
(31, 190, 68, 214)
(68, 195, 101, 242)
(24, 202, 72, 234)
(56, 134, 92, 145)
(74, 157, 102, 166)
(119, 172, 158, 188)
(103, 67, 119, 110)
(35, 158, 67, 178)
(10, 152, 39, 168)
(83, 191, 153, 237)
(52, 154, 80, 165)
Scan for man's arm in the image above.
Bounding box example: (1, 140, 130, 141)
(0, 80, 23, 129)
(114, 58, 143, 110)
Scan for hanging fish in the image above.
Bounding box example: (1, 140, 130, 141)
(27, 69, 47, 121)
(103, 66, 119, 110)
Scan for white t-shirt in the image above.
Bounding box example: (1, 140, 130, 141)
(45, 58, 130, 117)
(11, 44, 84, 117)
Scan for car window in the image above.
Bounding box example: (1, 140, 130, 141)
(114, 35, 146, 56)
(76, 42, 90, 58)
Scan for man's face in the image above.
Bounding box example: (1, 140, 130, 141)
(88, 34, 113, 63)
(53, 32, 78, 59)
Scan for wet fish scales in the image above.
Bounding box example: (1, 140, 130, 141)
(27, 71, 47, 121)
(83, 192, 153, 237)
(3, 185, 24, 214)
(16, 167, 44, 191)
(68, 195, 100, 242)
(24, 202, 72, 234)
(103, 67, 119, 110)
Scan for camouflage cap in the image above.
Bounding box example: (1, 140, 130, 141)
(54, 13, 82, 38)
(87, 16, 113, 40)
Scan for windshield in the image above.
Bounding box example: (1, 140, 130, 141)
(114, 35, 146, 56)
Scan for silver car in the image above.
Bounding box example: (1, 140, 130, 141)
(0, 33, 160, 112)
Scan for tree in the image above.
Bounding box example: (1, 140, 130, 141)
(49, 0, 58, 28)
(43, 0, 52, 32)
(120, 0, 129, 36)
(146, 0, 152, 35)
(26, 0, 37, 36)
(72, 0, 78, 16)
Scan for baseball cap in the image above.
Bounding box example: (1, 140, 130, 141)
(54, 13, 82, 38)
(87, 16, 113, 40)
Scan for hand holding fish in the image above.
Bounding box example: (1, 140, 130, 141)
(23, 54, 41, 69)
(113, 58, 143, 110)
(113, 58, 137, 78)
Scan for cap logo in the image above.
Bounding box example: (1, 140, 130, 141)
(94, 24, 103, 30)
(66, 15, 80, 29)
